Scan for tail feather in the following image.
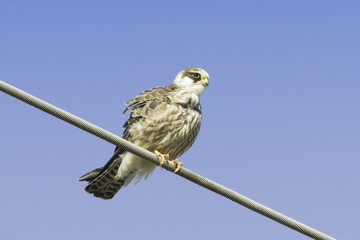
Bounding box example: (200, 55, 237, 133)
(78, 166, 103, 182)
(79, 159, 124, 200)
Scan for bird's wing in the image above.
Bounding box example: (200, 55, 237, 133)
(122, 84, 179, 140)
(94, 84, 180, 179)
(79, 85, 179, 186)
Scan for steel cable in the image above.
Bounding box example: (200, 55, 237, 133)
(0, 80, 335, 240)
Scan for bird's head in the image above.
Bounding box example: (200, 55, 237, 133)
(173, 67, 209, 97)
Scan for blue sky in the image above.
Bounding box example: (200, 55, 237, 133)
(1, 1, 359, 239)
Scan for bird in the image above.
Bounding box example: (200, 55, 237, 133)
(78, 67, 209, 199)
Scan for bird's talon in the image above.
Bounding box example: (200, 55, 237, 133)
(155, 150, 169, 167)
(170, 159, 183, 173)
(155, 151, 182, 172)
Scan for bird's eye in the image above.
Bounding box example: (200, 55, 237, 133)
(192, 73, 201, 79)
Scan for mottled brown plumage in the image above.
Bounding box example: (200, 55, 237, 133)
(79, 68, 209, 199)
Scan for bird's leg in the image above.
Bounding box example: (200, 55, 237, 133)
(155, 150, 169, 167)
(170, 159, 183, 173)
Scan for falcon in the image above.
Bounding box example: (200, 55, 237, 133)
(79, 67, 209, 199)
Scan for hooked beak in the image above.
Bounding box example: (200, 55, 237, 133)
(200, 76, 209, 86)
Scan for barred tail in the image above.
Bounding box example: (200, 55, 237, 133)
(79, 159, 124, 200)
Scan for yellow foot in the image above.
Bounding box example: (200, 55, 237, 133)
(170, 159, 183, 173)
(154, 150, 169, 167)
(154, 150, 183, 172)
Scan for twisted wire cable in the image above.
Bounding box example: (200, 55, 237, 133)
(0, 80, 335, 240)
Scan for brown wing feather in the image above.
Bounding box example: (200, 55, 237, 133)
(121, 84, 202, 159)
(122, 84, 179, 140)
